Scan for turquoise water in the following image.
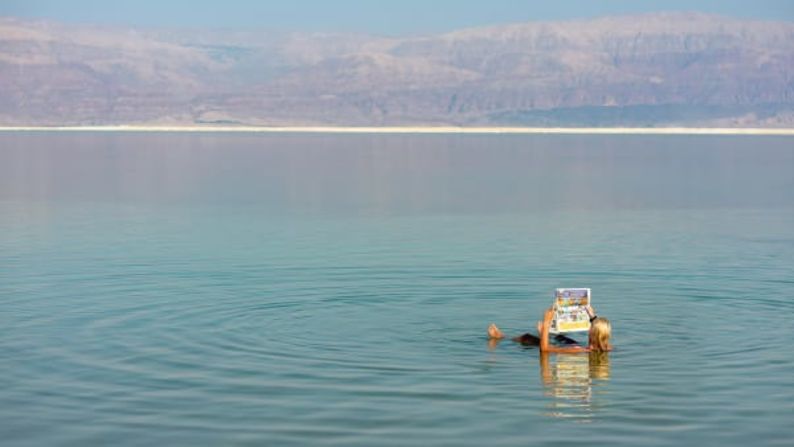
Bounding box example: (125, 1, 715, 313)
(1, 133, 793, 446)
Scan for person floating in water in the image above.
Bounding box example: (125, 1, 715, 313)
(488, 305, 612, 353)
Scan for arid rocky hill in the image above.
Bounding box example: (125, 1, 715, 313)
(1, 13, 793, 126)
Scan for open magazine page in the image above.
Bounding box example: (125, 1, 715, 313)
(550, 288, 591, 334)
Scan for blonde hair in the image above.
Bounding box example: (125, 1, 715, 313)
(589, 317, 612, 352)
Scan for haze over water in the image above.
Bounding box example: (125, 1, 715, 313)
(1, 133, 793, 446)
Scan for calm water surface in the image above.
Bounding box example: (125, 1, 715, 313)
(1, 133, 793, 446)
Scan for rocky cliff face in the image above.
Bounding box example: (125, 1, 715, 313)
(1, 13, 793, 126)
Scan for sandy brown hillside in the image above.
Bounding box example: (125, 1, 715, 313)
(1, 13, 793, 126)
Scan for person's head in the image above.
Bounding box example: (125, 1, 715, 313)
(588, 317, 611, 352)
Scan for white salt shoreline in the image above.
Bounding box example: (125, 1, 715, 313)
(1, 126, 794, 135)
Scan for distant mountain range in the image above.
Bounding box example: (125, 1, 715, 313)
(1, 13, 793, 127)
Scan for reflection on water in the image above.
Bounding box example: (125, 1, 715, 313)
(487, 335, 612, 422)
(539, 352, 611, 421)
(1, 133, 792, 213)
(1, 133, 793, 446)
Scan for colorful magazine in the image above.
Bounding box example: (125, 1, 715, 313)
(550, 288, 591, 334)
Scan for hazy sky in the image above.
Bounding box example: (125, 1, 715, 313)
(2, 0, 793, 35)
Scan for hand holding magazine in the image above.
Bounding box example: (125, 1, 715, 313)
(550, 288, 592, 334)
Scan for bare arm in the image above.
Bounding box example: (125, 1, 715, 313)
(539, 307, 588, 354)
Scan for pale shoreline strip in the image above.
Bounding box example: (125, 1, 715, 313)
(1, 126, 794, 136)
